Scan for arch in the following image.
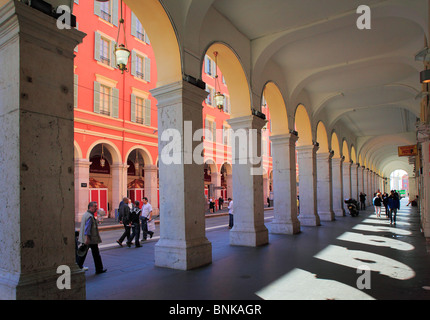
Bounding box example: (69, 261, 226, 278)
(330, 131, 341, 158)
(263, 81, 289, 135)
(125, 146, 153, 166)
(351, 146, 357, 163)
(204, 43, 251, 118)
(124, 0, 182, 86)
(74, 140, 83, 159)
(86, 140, 121, 164)
(316, 121, 329, 153)
(204, 158, 217, 174)
(294, 104, 313, 146)
(220, 162, 233, 175)
(342, 140, 350, 162)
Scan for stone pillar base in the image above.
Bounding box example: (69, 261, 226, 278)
(230, 226, 268, 247)
(270, 219, 301, 235)
(318, 211, 335, 221)
(155, 238, 212, 271)
(0, 266, 85, 300)
(299, 215, 321, 226)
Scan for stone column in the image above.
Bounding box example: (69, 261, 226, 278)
(331, 157, 345, 217)
(297, 145, 321, 226)
(358, 166, 364, 200)
(111, 163, 128, 210)
(351, 163, 359, 201)
(0, 0, 85, 299)
(74, 159, 91, 222)
(364, 169, 370, 205)
(226, 173, 233, 200)
(211, 172, 221, 200)
(269, 133, 300, 234)
(227, 115, 269, 246)
(144, 164, 159, 215)
(421, 139, 430, 237)
(343, 161, 352, 212)
(150, 80, 212, 270)
(316, 152, 335, 221)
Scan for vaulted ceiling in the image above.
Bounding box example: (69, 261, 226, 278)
(159, 0, 427, 177)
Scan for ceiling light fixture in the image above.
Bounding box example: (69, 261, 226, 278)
(115, 0, 130, 73)
(213, 51, 225, 111)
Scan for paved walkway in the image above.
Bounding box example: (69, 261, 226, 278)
(83, 199, 430, 301)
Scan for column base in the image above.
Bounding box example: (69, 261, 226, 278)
(334, 209, 345, 217)
(270, 219, 301, 235)
(0, 266, 86, 300)
(318, 211, 335, 221)
(155, 238, 212, 271)
(230, 226, 269, 247)
(298, 215, 321, 226)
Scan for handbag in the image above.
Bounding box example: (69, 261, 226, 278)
(147, 219, 156, 232)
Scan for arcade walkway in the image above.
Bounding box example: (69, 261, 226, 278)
(85, 199, 430, 300)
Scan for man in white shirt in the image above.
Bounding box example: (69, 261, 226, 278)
(228, 198, 233, 229)
(141, 197, 154, 240)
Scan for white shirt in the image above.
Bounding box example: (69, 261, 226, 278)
(228, 200, 233, 214)
(142, 203, 153, 218)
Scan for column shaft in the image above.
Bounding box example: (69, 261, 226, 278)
(317, 152, 334, 221)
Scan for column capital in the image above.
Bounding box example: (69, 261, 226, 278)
(270, 133, 298, 145)
(227, 114, 267, 131)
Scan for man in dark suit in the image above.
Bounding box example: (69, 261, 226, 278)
(116, 197, 131, 246)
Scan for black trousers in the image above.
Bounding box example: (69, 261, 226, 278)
(118, 225, 131, 243)
(77, 244, 104, 272)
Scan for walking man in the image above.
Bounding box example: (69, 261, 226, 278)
(141, 197, 154, 240)
(127, 200, 142, 248)
(77, 201, 107, 274)
(117, 197, 131, 246)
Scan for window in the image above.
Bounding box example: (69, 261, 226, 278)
(205, 118, 216, 142)
(94, 32, 117, 68)
(99, 85, 111, 116)
(100, 37, 110, 65)
(131, 12, 150, 44)
(94, 0, 118, 26)
(94, 81, 119, 118)
(131, 51, 151, 82)
(223, 124, 231, 146)
(223, 95, 230, 113)
(131, 93, 151, 126)
(205, 85, 214, 106)
(204, 55, 216, 77)
(100, 1, 111, 22)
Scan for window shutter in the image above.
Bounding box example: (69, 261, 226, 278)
(74, 74, 78, 108)
(112, 0, 119, 27)
(94, 32, 101, 61)
(131, 50, 136, 76)
(130, 94, 136, 122)
(110, 40, 117, 68)
(131, 12, 137, 37)
(112, 88, 119, 118)
(144, 57, 151, 82)
(93, 81, 100, 113)
(145, 99, 151, 126)
(94, 0, 101, 17)
(145, 31, 150, 45)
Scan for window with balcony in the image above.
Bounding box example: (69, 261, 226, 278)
(131, 51, 151, 82)
(94, 0, 118, 26)
(94, 32, 117, 69)
(94, 81, 119, 118)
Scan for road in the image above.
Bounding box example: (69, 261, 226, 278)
(98, 210, 274, 250)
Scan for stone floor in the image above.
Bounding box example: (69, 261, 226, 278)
(84, 199, 430, 302)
